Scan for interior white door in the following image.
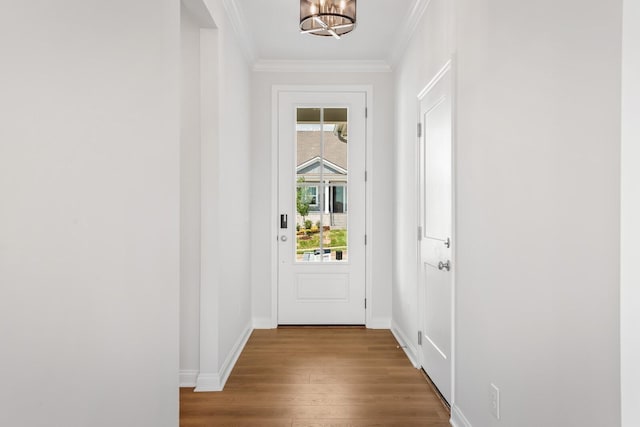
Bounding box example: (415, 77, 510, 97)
(277, 91, 366, 325)
(418, 64, 453, 403)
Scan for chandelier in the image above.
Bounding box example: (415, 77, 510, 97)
(299, 0, 356, 39)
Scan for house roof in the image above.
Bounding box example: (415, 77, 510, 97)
(296, 131, 347, 170)
(297, 157, 347, 176)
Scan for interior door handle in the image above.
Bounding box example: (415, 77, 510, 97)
(438, 260, 451, 271)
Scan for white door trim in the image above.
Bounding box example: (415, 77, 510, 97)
(269, 85, 374, 328)
(416, 58, 457, 407)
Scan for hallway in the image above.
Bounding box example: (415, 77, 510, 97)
(180, 329, 450, 426)
(2, 1, 636, 426)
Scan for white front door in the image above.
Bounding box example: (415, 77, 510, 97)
(418, 64, 454, 403)
(277, 91, 366, 325)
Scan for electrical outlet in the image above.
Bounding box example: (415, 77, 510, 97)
(490, 383, 500, 420)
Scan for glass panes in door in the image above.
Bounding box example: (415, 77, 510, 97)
(295, 107, 349, 262)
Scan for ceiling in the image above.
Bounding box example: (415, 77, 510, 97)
(232, 0, 421, 67)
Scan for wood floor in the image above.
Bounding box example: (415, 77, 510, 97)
(180, 328, 450, 426)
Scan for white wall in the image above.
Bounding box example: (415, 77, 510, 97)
(179, 0, 253, 390)
(215, 19, 252, 371)
(200, 0, 253, 382)
(621, 0, 640, 425)
(394, 0, 622, 425)
(454, 0, 622, 425)
(250, 71, 394, 327)
(392, 0, 454, 362)
(180, 1, 203, 384)
(0, 1, 180, 426)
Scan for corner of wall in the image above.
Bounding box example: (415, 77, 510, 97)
(390, 321, 419, 368)
(368, 317, 392, 329)
(195, 321, 253, 392)
(253, 317, 276, 329)
(450, 405, 473, 427)
(621, 1, 640, 425)
(179, 370, 200, 388)
(194, 373, 222, 392)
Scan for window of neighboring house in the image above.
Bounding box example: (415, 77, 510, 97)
(307, 186, 318, 206)
(332, 185, 347, 213)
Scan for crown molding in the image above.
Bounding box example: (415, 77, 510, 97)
(388, 0, 433, 67)
(223, 0, 427, 70)
(252, 59, 392, 73)
(182, 0, 216, 28)
(222, 0, 256, 63)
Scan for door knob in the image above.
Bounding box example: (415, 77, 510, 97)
(438, 260, 451, 271)
(280, 235, 288, 242)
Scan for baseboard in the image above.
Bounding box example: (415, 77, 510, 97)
(252, 316, 390, 331)
(179, 370, 199, 387)
(390, 321, 420, 368)
(194, 373, 221, 392)
(195, 322, 253, 392)
(218, 322, 253, 388)
(253, 317, 276, 329)
(450, 405, 473, 427)
(367, 317, 391, 329)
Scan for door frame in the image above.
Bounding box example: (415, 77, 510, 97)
(269, 85, 373, 328)
(416, 59, 457, 406)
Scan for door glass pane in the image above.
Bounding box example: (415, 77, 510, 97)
(295, 107, 349, 262)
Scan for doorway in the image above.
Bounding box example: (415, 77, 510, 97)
(276, 90, 367, 325)
(417, 61, 455, 404)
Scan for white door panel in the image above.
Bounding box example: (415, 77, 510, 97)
(423, 97, 452, 239)
(424, 265, 451, 358)
(419, 63, 453, 404)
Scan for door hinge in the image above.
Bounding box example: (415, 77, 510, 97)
(364, 234, 367, 245)
(418, 331, 423, 346)
(418, 226, 423, 241)
(365, 170, 368, 182)
(417, 123, 422, 138)
(365, 107, 368, 118)
(364, 298, 367, 309)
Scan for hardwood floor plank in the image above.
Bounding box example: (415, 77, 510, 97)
(230, 367, 417, 376)
(180, 328, 450, 426)
(180, 418, 293, 427)
(182, 405, 442, 419)
(308, 374, 427, 385)
(220, 383, 433, 394)
(292, 420, 450, 427)
(180, 392, 436, 407)
(225, 374, 311, 385)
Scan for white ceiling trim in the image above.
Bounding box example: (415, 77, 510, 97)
(253, 59, 392, 73)
(222, 0, 256, 63)
(182, 0, 216, 29)
(387, 0, 433, 66)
